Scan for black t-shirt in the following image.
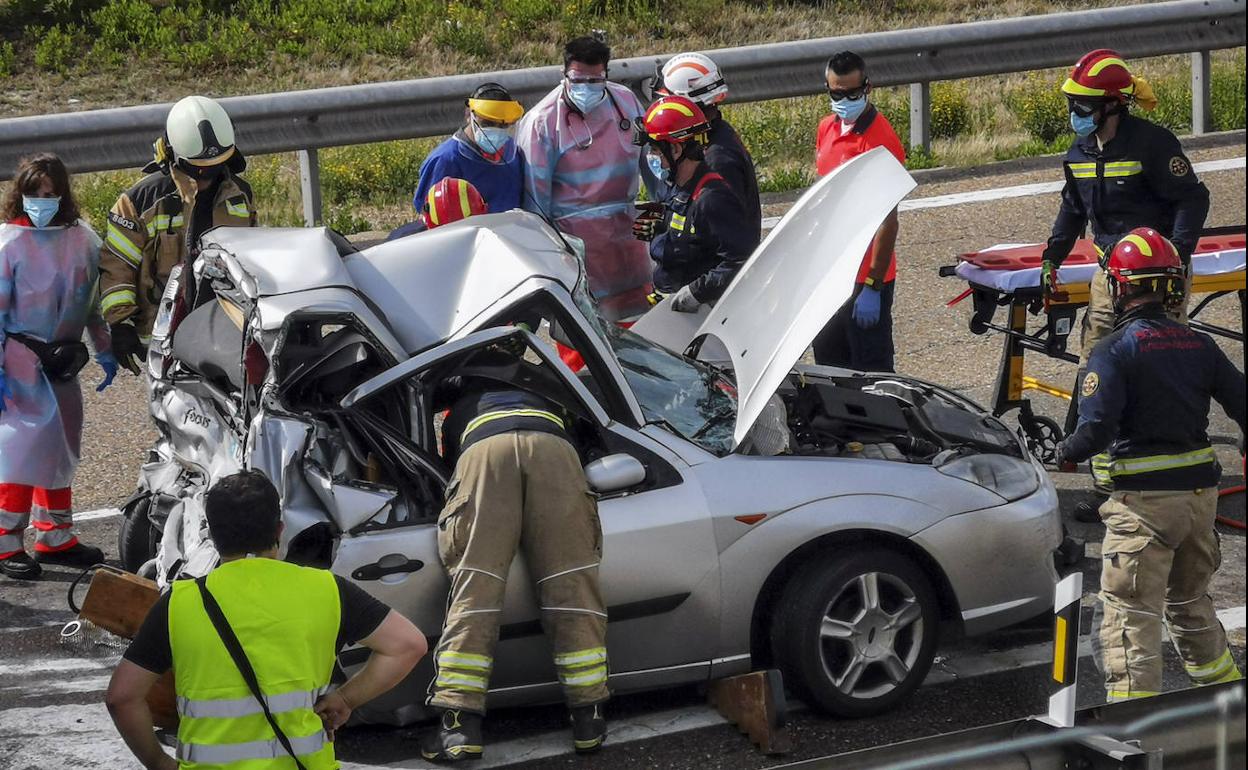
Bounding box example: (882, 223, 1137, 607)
(123, 575, 391, 675)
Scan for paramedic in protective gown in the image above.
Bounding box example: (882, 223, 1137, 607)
(0, 153, 115, 581)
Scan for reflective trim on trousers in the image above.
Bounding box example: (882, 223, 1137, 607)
(460, 408, 564, 444)
(1109, 447, 1217, 477)
(176, 687, 324, 719)
(175, 729, 327, 763)
(537, 562, 600, 584)
(0, 509, 28, 556)
(30, 502, 75, 553)
(554, 647, 608, 668)
(436, 651, 492, 673)
(435, 671, 489, 693)
(225, 202, 250, 218)
(1106, 690, 1160, 702)
(558, 665, 608, 688)
(1186, 649, 1240, 684)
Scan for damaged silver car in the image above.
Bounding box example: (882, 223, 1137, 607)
(118, 149, 1062, 723)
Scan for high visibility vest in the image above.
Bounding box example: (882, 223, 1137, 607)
(168, 558, 340, 769)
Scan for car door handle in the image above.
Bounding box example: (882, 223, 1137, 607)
(352, 554, 425, 581)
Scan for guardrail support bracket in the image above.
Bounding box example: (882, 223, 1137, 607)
(298, 148, 324, 227)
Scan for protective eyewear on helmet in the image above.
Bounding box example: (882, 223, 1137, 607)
(467, 97, 523, 125)
(827, 83, 869, 102)
(1067, 98, 1103, 117)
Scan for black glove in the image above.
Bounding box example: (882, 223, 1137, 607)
(109, 323, 145, 375)
(632, 210, 667, 242)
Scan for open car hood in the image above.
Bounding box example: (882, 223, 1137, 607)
(633, 147, 916, 445)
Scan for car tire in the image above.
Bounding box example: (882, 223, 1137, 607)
(117, 493, 160, 574)
(770, 548, 940, 717)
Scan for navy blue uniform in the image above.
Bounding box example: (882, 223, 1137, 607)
(650, 164, 758, 303)
(704, 118, 761, 247)
(1043, 114, 1209, 264)
(1059, 306, 1245, 490)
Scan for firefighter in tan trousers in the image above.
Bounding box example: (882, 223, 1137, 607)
(1056, 229, 1244, 702)
(99, 95, 255, 373)
(422, 346, 608, 762)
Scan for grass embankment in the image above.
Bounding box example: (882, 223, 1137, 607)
(1, 1, 1244, 232)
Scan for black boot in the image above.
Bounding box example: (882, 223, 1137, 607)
(34, 542, 104, 567)
(0, 552, 42, 580)
(420, 709, 483, 763)
(570, 702, 607, 753)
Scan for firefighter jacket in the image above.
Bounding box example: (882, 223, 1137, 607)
(650, 163, 757, 303)
(703, 118, 761, 245)
(1043, 113, 1209, 266)
(100, 167, 255, 337)
(1058, 305, 1245, 490)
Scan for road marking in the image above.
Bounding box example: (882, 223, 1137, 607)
(75, 507, 121, 522)
(760, 156, 1245, 229)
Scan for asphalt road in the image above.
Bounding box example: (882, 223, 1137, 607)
(0, 137, 1244, 770)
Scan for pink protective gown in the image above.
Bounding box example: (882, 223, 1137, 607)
(515, 82, 657, 320)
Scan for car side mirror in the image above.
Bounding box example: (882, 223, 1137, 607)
(584, 453, 646, 494)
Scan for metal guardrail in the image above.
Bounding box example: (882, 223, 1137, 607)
(0, 0, 1243, 225)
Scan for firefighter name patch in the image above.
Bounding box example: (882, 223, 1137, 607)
(1081, 372, 1100, 397)
(1169, 156, 1191, 177)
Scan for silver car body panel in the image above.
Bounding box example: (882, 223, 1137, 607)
(347, 211, 583, 355)
(200, 227, 358, 297)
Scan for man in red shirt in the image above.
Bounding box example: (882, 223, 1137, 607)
(812, 51, 906, 372)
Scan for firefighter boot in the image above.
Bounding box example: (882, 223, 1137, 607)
(421, 709, 484, 763)
(570, 703, 607, 753)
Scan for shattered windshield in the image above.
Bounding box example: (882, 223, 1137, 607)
(602, 324, 737, 456)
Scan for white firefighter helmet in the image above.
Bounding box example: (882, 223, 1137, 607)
(166, 95, 236, 165)
(660, 52, 728, 106)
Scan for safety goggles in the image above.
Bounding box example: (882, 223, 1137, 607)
(564, 73, 608, 85)
(827, 83, 869, 101)
(1067, 97, 1105, 117)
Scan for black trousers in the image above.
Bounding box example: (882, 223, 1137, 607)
(812, 281, 896, 372)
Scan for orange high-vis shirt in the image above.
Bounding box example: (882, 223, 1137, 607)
(815, 106, 906, 283)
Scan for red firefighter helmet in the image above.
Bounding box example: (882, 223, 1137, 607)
(422, 177, 488, 229)
(1061, 49, 1136, 102)
(641, 95, 711, 145)
(1105, 228, 1186, 309)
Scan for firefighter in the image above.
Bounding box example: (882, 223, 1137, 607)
(649, 52, 761, 243)
(100, 95, 256, 374)
(422, 342, 608, 761)
(632, 96, 756, 313)
(1041, 50, 1209, 423)
(387, 177, 489, 241)
(1055, 228, 1245, 702)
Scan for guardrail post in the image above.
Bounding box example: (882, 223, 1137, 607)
(1190, 51, 1212, 135)
(909, 82, 931, 154)
(298, 148, 323, 227)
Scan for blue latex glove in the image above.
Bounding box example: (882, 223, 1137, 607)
(95, 352, 118, 393)
(852, 285, 882, 329)
(0, 369, 12, 414)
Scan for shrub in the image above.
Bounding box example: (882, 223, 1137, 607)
(320, 139, 437, 206)
(930, 82, 971, 139)
(0, 41, 15, 78)
(1006, 74, 1068, 143)
(33, 25, 82, 73)
(1211, 56, 1246, 132)
(1146, 76, 1191, 134)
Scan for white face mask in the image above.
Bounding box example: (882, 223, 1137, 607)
(566, 81, 607, 113)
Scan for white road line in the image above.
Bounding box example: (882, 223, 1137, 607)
(759, 156, 1245, 229)
(74, 507, 121, 522)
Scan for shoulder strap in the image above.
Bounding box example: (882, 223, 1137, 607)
(195, 576, 310, 770)
(692, 172, 726, 201)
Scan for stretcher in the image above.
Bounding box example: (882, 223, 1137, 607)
(940, 226, 1246, 462)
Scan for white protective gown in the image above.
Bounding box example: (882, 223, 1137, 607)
(516, 82, 658, 320)
(0, 222, 110, 489)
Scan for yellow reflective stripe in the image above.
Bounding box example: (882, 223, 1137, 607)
(225, 201, 249, 218)
(554, 647, 607, 668)
(1109, 447, 1216, 477)
(559, 665, 607, 687)
(1087, 56, 1130, 78)
(461, 408, 564, 443)
(100, 288, 137, 313)
(435, 671, 489, 692)
(1104, 161, 1143, 177)
(457, 179, 472, 219)
(1186, 649, 1238, 682)
(437, 651, 492, 672)
(1068, 162, 1097, 170)
(1091, 453, 1113, 486)
(1120, 233, 1154, 256)
(670, 213, 687, 232)
(146, 214, 185, 237)
(1106, 690, 1159, 701)
(1062, 78, 1106, 97)
(1210, 668, 1244, 684)
(426, 187, 441, 225)
(1052, 616, 1069, 683)
(105, 224, 143, 265)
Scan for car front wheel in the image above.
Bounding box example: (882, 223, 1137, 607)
(770, 548, 940, 717)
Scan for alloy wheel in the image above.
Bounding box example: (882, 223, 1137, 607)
(817, 571, 925, 700)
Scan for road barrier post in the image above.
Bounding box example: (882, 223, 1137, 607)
(298, 148, 323, 227)
(910, 81, 931, 153)
(1191, 50, 1213, 135)
(1046, 572, 1083, 728)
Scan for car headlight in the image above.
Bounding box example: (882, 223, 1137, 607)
(936, 453, 1038, 502)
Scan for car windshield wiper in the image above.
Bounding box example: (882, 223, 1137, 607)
(691, 405, 735, 440)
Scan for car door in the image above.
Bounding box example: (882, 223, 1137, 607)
(339, 326, 721, 702)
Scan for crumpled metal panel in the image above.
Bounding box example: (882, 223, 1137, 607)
(347, 210, 582, 354)
(246, 414, 331, 555)
(200, 227, 358, 297)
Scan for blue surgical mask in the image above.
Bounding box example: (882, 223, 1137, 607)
(566, 82, 606, 114)
(646, 152, 668, 183)
(830, 95, 868, 123)
(22, 196, 60, 228)
(1070, 112, 1098, 137)
(475, 125, 512, 154)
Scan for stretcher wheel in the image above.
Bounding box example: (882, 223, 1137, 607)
(1021, 415, 1062, 464)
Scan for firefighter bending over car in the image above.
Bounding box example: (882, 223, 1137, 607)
(632, 95, 757, 314)
(423, 339, 608, 762)
(99, 95, 256, 374)
(1056, 228, 1245, 702)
